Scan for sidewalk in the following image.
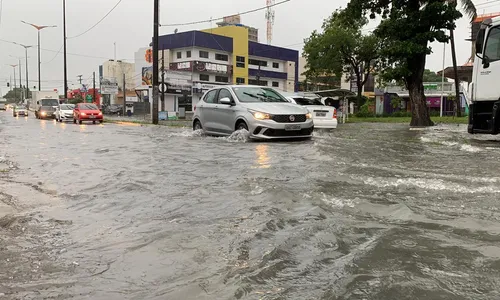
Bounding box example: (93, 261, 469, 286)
(104, 115, 191, 127)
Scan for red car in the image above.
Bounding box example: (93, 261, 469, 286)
(73, 103, 103, 124)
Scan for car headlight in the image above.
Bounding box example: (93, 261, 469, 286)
(306, 112, 312, 119)
(250, 110, 271, 120)
(41, 112, 47, 116)
(81, 112, 87, 116)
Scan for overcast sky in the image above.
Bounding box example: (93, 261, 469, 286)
(0, 0, 496, 93)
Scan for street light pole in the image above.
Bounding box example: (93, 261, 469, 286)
(11, 42, 33, 99)
(152, 0, 159, 124)
(21, 21, 57, 91)
(63, 0, 68, 99)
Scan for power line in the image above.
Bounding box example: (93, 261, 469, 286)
(43, 44, 64, 64)
(68, 0, 123, 39)
(476, 0, 500, 7)
(161, 0, 291, 27)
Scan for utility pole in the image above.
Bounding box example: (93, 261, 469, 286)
(152, 0, 159, 124)
(123, 73, 127, 117)
(161, 48, 165, 112)
(77, 75, 83, 85)
(19, 62, 22, 102)
(63, 0, 68, 100)
(93, 72, 96, 104)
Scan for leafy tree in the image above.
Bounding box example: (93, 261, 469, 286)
(449, 0, 476, 117)
(423, 69, 447, 82)
(69, 94, 84, 105)
(345, 0, 462, 126)
(303, 9, 382, 105)
(3, 87, 31, 103)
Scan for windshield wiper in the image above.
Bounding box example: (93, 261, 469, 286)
(256, 93, 284, 102)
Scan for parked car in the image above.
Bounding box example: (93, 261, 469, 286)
(37, 106, 56, 119)
(55, 104, 75, 122)
(104, 104, 123, 115)
(73, 103, 103, 124)
(192, 85, 314, 140)
(13, 106, 28, 117)
(286, 96, 337, 129)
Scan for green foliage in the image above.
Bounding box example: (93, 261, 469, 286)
(391, 97, 402, 109)
(303, 9, 382, 99)
(69, 94, 84, 105)
(3, 87, 32, 103)
(345, 0, 461, 86)
(423, 69, 447, 82)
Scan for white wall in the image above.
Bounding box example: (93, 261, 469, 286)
(170, 47, 232, 65)
(248, 56, 286, 72)
(102, 60, 136, 90)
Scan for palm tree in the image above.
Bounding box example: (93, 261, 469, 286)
(449, 0, 476, 117)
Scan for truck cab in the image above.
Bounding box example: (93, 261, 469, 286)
(470, 16, 500, 134)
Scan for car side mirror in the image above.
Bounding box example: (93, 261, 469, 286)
(219, 97, 232, 105)
(483, 55, 490, 69)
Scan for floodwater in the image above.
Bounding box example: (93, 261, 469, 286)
(1, 113, 500, 300)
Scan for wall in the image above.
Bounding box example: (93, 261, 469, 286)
(202, 26, 249, 85)
(134, 47, 152, 87)
(170, 47, 232, 65)
(102, 60, 136, 90)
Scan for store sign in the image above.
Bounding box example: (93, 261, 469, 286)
(169, 61, 231, 74)
(423, 84, 439, 91)
(192, 82, 225, 94)
(161, 70, 192, 95)
(100, 77, 119, 95)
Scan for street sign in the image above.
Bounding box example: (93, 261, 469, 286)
(159, 82, 167, 94)
(86, 94, 93, 102)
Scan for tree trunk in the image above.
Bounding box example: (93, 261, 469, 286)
(407, 53, 434, 127)
(450, 28, 462, 117)
(408, 80, 434, 126)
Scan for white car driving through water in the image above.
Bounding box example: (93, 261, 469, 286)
(192, 85, 314, 140)
(285, 95, 338, 129)
(55, 104, 75, 122)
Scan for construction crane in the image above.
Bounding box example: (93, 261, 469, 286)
(265, 0, 275, 45)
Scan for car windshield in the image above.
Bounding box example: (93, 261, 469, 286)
(293, 97, 324, 106)
(60, 104, 74, 110)
(16, 106, 25, 110)
(79, 104, 98, 110)
(41, 99, 59, 106)
(232, 87, 288, 103)
(40, 106, 55, 111)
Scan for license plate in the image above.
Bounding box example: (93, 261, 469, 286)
(284, 124, 301, 131)
(316, 112, 327, 117)
(89, 115, 96, 119)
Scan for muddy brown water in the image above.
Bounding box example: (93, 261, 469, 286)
(1, 113, 500, 299)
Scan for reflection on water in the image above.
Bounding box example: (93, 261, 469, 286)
(254, 144, 270, 169)
(79, 124, 86, 132)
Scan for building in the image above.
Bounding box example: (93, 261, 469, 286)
(135, 25, 299, 114)
(99, 60, 136, 105)
(216, 15, 259, 43)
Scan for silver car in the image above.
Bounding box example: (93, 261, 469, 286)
(192, 85, 314, 139)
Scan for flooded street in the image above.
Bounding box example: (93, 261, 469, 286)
(2, 113, 500, 299)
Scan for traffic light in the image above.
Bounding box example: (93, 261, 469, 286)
(6, 82, 9, 87)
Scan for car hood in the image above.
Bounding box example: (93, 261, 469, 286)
(80, 110, 101, 113)
(240, 102, 309, 115)
(61, 110, 74, 114)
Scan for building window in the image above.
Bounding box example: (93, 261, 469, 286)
(187, 51, 191, 58)
(248, 79, 267, 86)
(236, 56, 245, 68)
(273, 62, 279, 68)
(199, 74, 209, 82)
(236, 77, 245, 84)
(272, 81, 279, 87)
(215, 76, 229, 83)
(249, 59, 267, 67)
(177, 52, 182, 59)
(215, 53, 229, 61)
(199, 51, 209, 59)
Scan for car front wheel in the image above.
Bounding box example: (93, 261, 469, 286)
(236, 121, 248, 131)
(193, 120, 203, 131)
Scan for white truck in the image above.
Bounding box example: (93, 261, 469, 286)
(31, 91, 60, 119)
(470, 16, 500, 134)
